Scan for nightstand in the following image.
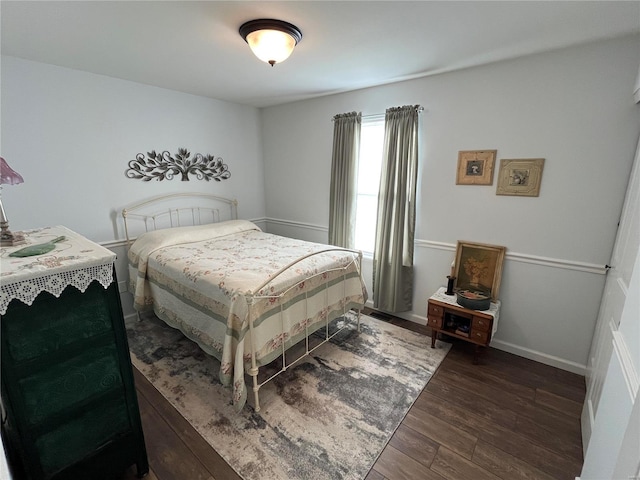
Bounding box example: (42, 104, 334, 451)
(0, 226, 148, 479)
(427, 286, 500, 363)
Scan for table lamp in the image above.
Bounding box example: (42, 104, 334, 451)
(0, 157, 26, 246)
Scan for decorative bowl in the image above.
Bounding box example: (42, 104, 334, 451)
(456, 290, 491, 310)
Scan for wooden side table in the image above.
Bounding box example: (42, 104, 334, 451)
(427, 287, 500, 363)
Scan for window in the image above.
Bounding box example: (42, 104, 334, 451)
(354, 116, 385, 254)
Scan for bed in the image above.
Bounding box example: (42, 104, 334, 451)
(122, 193, 367, 411)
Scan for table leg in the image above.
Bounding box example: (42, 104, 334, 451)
(431, 330, 437, 348)
(473, 345, 485, 364)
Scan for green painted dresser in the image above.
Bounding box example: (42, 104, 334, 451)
(0, 226, 148, 479)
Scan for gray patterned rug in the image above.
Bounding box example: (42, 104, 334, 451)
(125, 312, 450, 480)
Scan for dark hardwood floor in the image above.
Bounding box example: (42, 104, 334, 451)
(121, 315, 585, 480)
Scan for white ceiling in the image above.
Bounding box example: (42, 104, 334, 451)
(2, 1, 639, 108)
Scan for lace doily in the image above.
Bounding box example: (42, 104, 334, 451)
(1, 226, 117, 315)
(1, 263, 114, 314)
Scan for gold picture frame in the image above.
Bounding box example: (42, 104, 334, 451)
(453, 241, 506, 301)
(456, 150, 497, 185)
(496, 158, 545, 197)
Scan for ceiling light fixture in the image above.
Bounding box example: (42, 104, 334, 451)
(239, 19, 302, 67)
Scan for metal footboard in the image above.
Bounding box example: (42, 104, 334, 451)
(244, 248, 363, 412)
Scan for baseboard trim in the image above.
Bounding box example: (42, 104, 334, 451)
(363, 300, 428, 326)
(490, 339, 587, 375)
(366, 306, 585, 374)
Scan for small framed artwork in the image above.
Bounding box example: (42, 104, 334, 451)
(453, 241, 506, 301)
(496, 158, 545, 197)
(456, 150, 497, 185)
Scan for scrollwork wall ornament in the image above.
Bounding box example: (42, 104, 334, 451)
(125, 148, 231, 182)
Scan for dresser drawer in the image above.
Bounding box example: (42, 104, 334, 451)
(472, 316, 492, 333)
(19, 344, 124, 426)
(427, 302, 444, 318)
(4, 283, 114, 364)
(35, 395, 131, 476)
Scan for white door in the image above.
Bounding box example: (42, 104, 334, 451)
(580, 134, 640, 477)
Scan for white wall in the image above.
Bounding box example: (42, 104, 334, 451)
(1, 56, 267, 317)
(1, 56, 266, 243)
(2, 35, 639, 373)
(260, 34, 640, 372)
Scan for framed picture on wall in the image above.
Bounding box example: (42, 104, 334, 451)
(496, 158, 545, 196)
(453, 241, 506, 301)
(456, 150, 497, 185)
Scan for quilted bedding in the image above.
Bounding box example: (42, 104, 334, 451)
(128, 220, 367, 409)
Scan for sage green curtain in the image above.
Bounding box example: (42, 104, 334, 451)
(328, 112, 361, 248)
(373, 105, 420, 312)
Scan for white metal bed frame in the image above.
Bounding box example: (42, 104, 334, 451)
(122, 192, 239, 248)
(122, 193, 363, 412)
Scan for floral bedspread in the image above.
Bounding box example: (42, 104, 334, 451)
(128, 220, 367, 410)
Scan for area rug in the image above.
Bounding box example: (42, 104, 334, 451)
(125, 313, 450, 480)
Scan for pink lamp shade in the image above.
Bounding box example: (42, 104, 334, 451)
(0, 157, 24, 185)
(0, 157, 26, 246)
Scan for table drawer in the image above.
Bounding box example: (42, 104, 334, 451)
(472, 316, 492, 333)
(470, 329, 490, 344)
(427, 302, 444, 318)
(427, 316, 442, 329)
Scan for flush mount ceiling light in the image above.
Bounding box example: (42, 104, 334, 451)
(239, 19, 302, 66)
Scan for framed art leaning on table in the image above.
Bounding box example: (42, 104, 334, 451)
(453, 241, 506, 301)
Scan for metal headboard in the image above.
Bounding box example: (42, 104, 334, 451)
(122, 193, 238, 247)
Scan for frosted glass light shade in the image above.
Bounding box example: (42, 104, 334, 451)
(239, 19, 302, 66)
(246, 29, 296, 65)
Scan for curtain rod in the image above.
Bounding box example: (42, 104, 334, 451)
(333, 106, 424, 121)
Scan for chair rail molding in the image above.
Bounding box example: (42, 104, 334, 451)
(415, 239, 606, 275)
(266, 220, 607, 275)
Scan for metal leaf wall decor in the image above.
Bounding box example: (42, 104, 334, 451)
(125, 148, 231, 182)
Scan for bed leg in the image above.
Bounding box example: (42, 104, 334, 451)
(253, 388, 261, 413)
(357, 309, 361, 332)
(249, 366, 261, 412)
(245, 295, 262, 412)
